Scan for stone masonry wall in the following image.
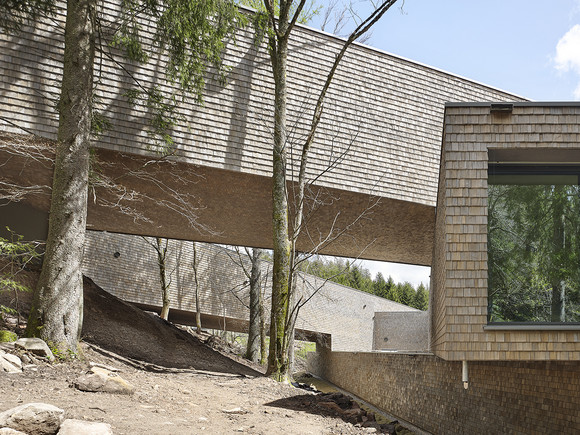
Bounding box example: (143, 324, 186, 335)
(431, 103, 580, 361)
(0, 2, 525, 208)
(311, 349, 580, 434)
(82, 230, 416, 352)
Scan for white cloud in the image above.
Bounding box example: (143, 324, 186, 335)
(554, 24, 580, 99)
(361, 260, 430, 288)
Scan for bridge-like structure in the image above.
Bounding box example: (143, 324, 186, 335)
(0, 4, 523, 266)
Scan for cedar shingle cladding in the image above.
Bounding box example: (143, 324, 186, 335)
(432, 103, 580, 361)
(0, 3, 523, 207)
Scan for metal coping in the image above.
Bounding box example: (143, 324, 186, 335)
(445, 101, 580, 108)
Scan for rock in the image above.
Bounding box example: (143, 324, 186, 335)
(381, 423, 397, 434)
(2, 352, 22, 368)
(318, 401, 343, 414)
(0, 331, 17, 342)
(89, 362, 120, 372)
(0, 350, 22, 373)
(57, 419, 113, 435)
(343, 408, 365, 422)
(361, 422, 382, 431)
(0, 403, 64, 435)
(0, 342, 15, 351)
(221, 407, 249, 415)
(14, 338, 55, 362)
(0, 428, 28, 434)
(335, 395, 352, 410)
(75, 367, 135, 395)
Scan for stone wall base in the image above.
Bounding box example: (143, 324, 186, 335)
(308, 349, 579, 433)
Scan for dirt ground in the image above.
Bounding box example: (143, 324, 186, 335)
(1, 274, 409, 434)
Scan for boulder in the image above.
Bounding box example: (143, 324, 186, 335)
(14, 339, 55, 362)
(57, 419, 113, 435)
(0, 403, 64, 435)
(0, 350, 22, 373)
(75, 367, 135, 395)
(0, 428, 28, 434)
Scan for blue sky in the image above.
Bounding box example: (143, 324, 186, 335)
(312, 0, 580, 101)
(309, 0, 580, 286)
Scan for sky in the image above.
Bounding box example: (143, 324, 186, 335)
(308, 0, 580, 287)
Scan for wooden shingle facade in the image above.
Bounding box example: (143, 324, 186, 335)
(432, 102, 580, 361)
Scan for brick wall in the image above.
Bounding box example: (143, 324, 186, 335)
(431, 103, 580, 361)
(82, 230, 416, 351)
(311, 350, 580, 434)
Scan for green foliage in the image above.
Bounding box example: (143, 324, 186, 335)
(0, 330, 17, 342)
(0, 228, 41, 316)
(109, 0, 246, 145)
(0, 0, 56, 34)
(294, 340, 315, 360)
(124, 86, 184, 151)
(90, 95, 112, 137)
(237, 0, 321, 25)
(397, 282, 415, 306)
(412, 283, 429, 311)
(300, 256, 428, 310)
(47, 340, 77, 361)
(115, 0, 245, 102)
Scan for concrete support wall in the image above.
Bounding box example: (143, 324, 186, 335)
(372, 311, 429, 351)
(310, 349, 580, 434)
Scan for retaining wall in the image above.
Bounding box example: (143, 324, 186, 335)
(310, 349, 580, 434)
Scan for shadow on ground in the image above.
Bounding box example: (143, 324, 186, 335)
(265, 392, 398, 434)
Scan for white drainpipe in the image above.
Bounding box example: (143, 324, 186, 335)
(462, 360, 469, 389)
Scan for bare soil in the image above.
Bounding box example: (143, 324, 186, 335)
(1, 275, 405, 434)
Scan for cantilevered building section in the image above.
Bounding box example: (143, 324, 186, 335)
(0, 3, 524, 266)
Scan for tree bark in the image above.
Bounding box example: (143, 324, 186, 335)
(263, 0, 397, 381)
(246, 248, 262, 362)
(192, 241, 202, 333)
(156, 237, 170, 320)
(267, 28, 292, 381)
(27, 0, 96, 354)
(259, 292, 267, 365)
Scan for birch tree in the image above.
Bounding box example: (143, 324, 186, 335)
(142, 237, 172, 320)
(260, 0, 399, 381)
(192, 241, 202, 333)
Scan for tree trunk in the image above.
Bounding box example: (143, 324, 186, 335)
(192, 241, 202, 333)
(246, 248, 262, 362)
(26, 0, 96, 355)
(551, 186, 566, 322)
(259, 292, 267, 365)
(156, 237, 170, 320)
(267, 30, 292, 382)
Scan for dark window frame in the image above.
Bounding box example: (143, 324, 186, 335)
(487, 163, 580, 326)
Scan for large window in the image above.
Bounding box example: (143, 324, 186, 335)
(487, 164, 580, 323)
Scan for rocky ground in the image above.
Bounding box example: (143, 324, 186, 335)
(0, 274, 413, 434)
